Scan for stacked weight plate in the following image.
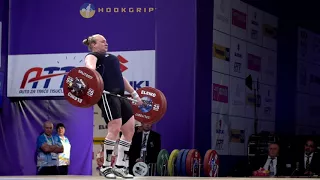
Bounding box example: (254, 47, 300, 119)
(155, 149, 219, 177)
(156, 149, 169, 176)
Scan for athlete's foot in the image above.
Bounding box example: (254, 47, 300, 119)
(100, 166, 117, 179)
(113, 167, 134, 179)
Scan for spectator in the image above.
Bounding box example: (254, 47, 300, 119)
(56, 123, 71, 175)
(36, 121, 63, 175)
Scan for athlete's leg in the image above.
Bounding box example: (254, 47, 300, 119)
(113, 99, 135, 178)
(98, 95, 122, 179)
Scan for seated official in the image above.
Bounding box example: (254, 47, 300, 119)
(56, 123, 71, 175)
(296, 139, 320, 176)
(36, 121, 64, 175)
(129, 123, 161, 175)
(251, 143, 287, 176)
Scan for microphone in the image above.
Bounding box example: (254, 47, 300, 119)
(291, 162, 299, 176)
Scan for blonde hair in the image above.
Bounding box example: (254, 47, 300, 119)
(82, 34, 102, 51)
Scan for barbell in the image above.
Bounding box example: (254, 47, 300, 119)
(62, 67, 167, 124)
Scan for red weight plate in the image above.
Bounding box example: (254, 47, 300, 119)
(132, 87, 166, 124)
(186, 149, 201, 176)
(158, 90, 167, 120)
(82, 69, 104, 108)
(147, 89, 167, 122)
(63, 67, 104, 108)
(203, 150, 219, 177)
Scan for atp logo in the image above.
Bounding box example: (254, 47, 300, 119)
(117, 55, 128, 72)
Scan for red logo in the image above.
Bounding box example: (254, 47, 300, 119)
(247, 53, 261, 72)
(232, 9, 247, 30)
(213, 83, 228, 103)
(117, 55, 128, 72)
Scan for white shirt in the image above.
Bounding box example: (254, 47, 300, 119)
(140, 131, 150, 157)
(263, 156, 277, 175)
(304, 153, 313, 169)
(58, 136, 71, 166)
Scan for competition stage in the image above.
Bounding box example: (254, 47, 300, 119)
(0, 176, 215, 180)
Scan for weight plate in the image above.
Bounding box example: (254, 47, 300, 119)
(132, 162, 149, 176)
(186, 149, 201, 176)
(63, 67, 104, 108)
(203, 149, 219, 177)
(167, 149, 180, 176)
(156, 149, 169, 176)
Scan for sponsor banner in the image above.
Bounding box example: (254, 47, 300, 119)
(229, 129, 245, 143)
(232, 9, 246, 30)
(211, 114, 229, 155)
(298, 27, 320, 65)
(259, 84, 275, 121)
(246, 43, 262, 82)
(230, 0, 247, 40)
(261, 48, 277, 86)
(228, 77, 245, 117)
(213, 0, 231, 34)
(245, 80, 257, 118)
(228, 116, 253, 156)
(245, 93, 255, 106)
(230, 37, 247, 78)
(213, 30, 230, 74)
(213, 44, 230, 61)
(10, 0, 155, 54)
(7, 50, 155, 97)
(212, 83, 228, 103)
(94, 105, 108, 140)
(262, 12, 278, 51)
(212, 72, 229, 114)
(247, 53, 261, 72)
(247, 5, 263, 46)
(262, 24, 277, 39)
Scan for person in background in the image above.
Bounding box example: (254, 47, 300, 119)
(251, 143, 286, 176)
(36, 121, 64, 175)
(129, 123, 161, 175)
(56, 123, 71, 175)
(135, 121, 143, 133)
(297, 139, 320, 176)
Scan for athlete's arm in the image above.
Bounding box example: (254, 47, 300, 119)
(123, 77, 142, 105)
(85, 54, 97, 69)
(123, 77, 134, 94)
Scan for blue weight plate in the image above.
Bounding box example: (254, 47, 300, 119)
(181, 149, 190, 176)
(175, 149, 185, 176)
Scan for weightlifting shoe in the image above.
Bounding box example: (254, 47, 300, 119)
(113, 166, 134, 179)
(100, 166, 116, 179)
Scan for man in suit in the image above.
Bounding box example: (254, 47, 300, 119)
(251, 143, 287, 176)
(128, 123, 161, 175)
(297, 139, 320, 176)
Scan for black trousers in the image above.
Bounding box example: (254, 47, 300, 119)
(58, 165, 69, 175)
(37, 166, 59, 175)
